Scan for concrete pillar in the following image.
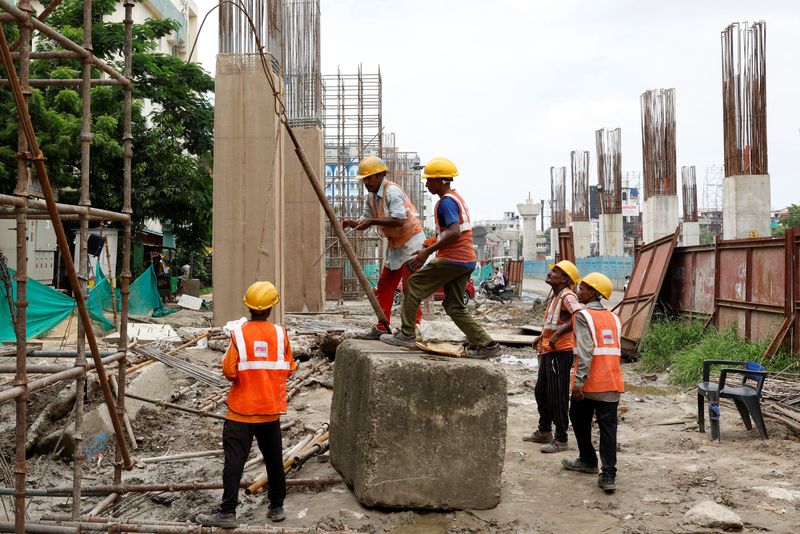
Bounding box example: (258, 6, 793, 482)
(599, 213, 624, 257)
(642, 195, 679, 243)
(516, 199, 541, 261)
(496, 228, 519, 259)
(550, 228, 560, 259)
(723, 174, 771, 239)
(682, 221, 700, 246)
(571, 220, 592, 258)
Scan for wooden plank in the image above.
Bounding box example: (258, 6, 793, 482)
(490, 333, 537, 346)
(519, 324, 542, 335)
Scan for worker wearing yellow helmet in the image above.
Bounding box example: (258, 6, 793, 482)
(523, 259, 581, 453)
(197, 281, 296, 527)
(562, 272, 623, 494)
(340, 156, 425, 339)
(381, 157, 501, 359)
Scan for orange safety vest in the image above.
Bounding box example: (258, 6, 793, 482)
(540, 288, 578, 353)
(369, 180, 424, 248)
(226, 321, 295, 416)
(433, 190, 477, 264)
(574, 308, 624, 393)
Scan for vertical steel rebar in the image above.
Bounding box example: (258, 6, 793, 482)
(550, 166, 566, 229)
(681, 166, 698, 222)
(640, 88, 677, 199)
(595, 128, 622, 214)
(570, 150, 590, 222)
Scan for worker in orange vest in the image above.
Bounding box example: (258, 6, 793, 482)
(381, 157, 501, 358)
(561, 272, 624, 493)
(197, 281, 297, 527)
(523, 260, 581, 452)
(341, 156, 425, 339)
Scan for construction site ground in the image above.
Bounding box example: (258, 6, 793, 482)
(2, 291, 800, 533)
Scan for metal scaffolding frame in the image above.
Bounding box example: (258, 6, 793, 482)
(282, 0, 321, 127)
(322, 66, 383, 299)
(0, 0, 134, 530)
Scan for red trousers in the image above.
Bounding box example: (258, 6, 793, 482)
(374, 264, 422, 332)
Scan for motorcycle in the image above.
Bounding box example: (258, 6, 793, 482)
(474, 279, 515, 305)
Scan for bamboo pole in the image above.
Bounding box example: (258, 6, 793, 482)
(123, 392, 226, 421)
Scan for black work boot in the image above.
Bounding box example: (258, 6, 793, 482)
(562, 457, 599, 474)
(598, 473, 616, 493)
(268, 505, 286, 522)
(196, 510, 237, 528)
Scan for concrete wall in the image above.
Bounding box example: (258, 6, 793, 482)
(283, 126, 325, 312)
(212, 54, 285, 325)
(571, 220, 592, 259)
(550, 228, 560, 259)
(681, 221, 700, 246)
(642, 195, 679, 243)
(723, 174, 771, 239)
(599, 213, 624, 257)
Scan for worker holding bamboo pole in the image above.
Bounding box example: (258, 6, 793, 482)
(381, 157, 501, 358)
(341, 156, 425, 339)
(196, 281, 296, 527)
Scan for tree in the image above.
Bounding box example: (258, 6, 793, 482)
(773, 205, 800, 237)
(0, 0, 213, 271)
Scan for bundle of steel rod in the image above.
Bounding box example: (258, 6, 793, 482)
(595, 128, 622, 214)
(195, 387, 229, 411)
(246, 424, 330, 495)
(570, 150, 590, 222)
(132, 344, 227, 388)
(550, 166, 567, 228)
(681, 166, 698, 222)
(640, 88, 677, 199)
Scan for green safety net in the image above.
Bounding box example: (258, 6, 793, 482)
(0, 268, 75, 342)
(88, 265, 119, 331)
(129, 265, 175, 317)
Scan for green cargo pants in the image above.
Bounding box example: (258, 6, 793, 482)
(400, 260, 493, 347)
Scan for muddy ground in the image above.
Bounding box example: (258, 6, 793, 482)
(2, 297, 799, 533)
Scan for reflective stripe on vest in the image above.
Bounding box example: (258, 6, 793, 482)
(369, 181, 424, 248)
(576, 308, 624, 393)
(435, 192, 472, 234)
(233, 323, 291, 371)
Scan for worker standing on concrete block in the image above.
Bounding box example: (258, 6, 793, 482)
(381, 157, 501, 359)
(562, 272, 623, 493)
(196, 281, 296, 527)
(523, 260, 581, 452)
(341, 156, 425, 339)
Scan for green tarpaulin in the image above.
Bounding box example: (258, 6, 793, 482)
(129, 265, 175, 317)
(0, 269, 75, 342)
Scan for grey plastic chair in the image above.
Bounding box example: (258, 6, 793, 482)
(697, 360, 768, 441)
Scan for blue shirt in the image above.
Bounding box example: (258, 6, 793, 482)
(436, 197, 476, 269)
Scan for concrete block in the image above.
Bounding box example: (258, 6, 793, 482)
(642, 195, 679, 243)
(330, 340, 507, 510)
(599, 213, 624, 256)
(681, 221, 700, 247)
(571, 220, 592, 258)
(723, 174, 771, 240)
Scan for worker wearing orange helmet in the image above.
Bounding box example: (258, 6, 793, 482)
(197, 281, 296, 528)
(381, 157, 501, 358)
(562, 272, 623, 493)
(523, 260, 582, 453)
(341, 156, 425, 339)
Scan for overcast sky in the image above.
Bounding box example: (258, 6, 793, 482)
(195, 0, 800, 221)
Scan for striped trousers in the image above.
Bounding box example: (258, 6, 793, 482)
(534, 350, 574, 443)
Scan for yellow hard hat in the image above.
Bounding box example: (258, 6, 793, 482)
(356, 156, 388, 179)
(421, 157, 459, 179)
(548, 260, 580, 285)
(580, 272, 613, 299)
(243, 281, 280, 311)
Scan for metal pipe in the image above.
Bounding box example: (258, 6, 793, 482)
(0, 195, 130, 221)
(0, 477, 342, 496)
(85, 492, 118, 517)
(139, 449, 224, 464)
(8, 50, 79, 59)
(0, 0, 130, 87)
(12, 2, 32, 528)
(0, 24, 133, 469)
(27, 350, 117, 358)
(7, 0, 65, 51)
(0, 365, 74, 373)
(0, 520, 321, 534)
(0, 78, 125, 87)
(0, 352, 124, 405)
(123, 392, 226, 421)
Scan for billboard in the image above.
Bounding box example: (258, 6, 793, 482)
(622, 187, 640, 216)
